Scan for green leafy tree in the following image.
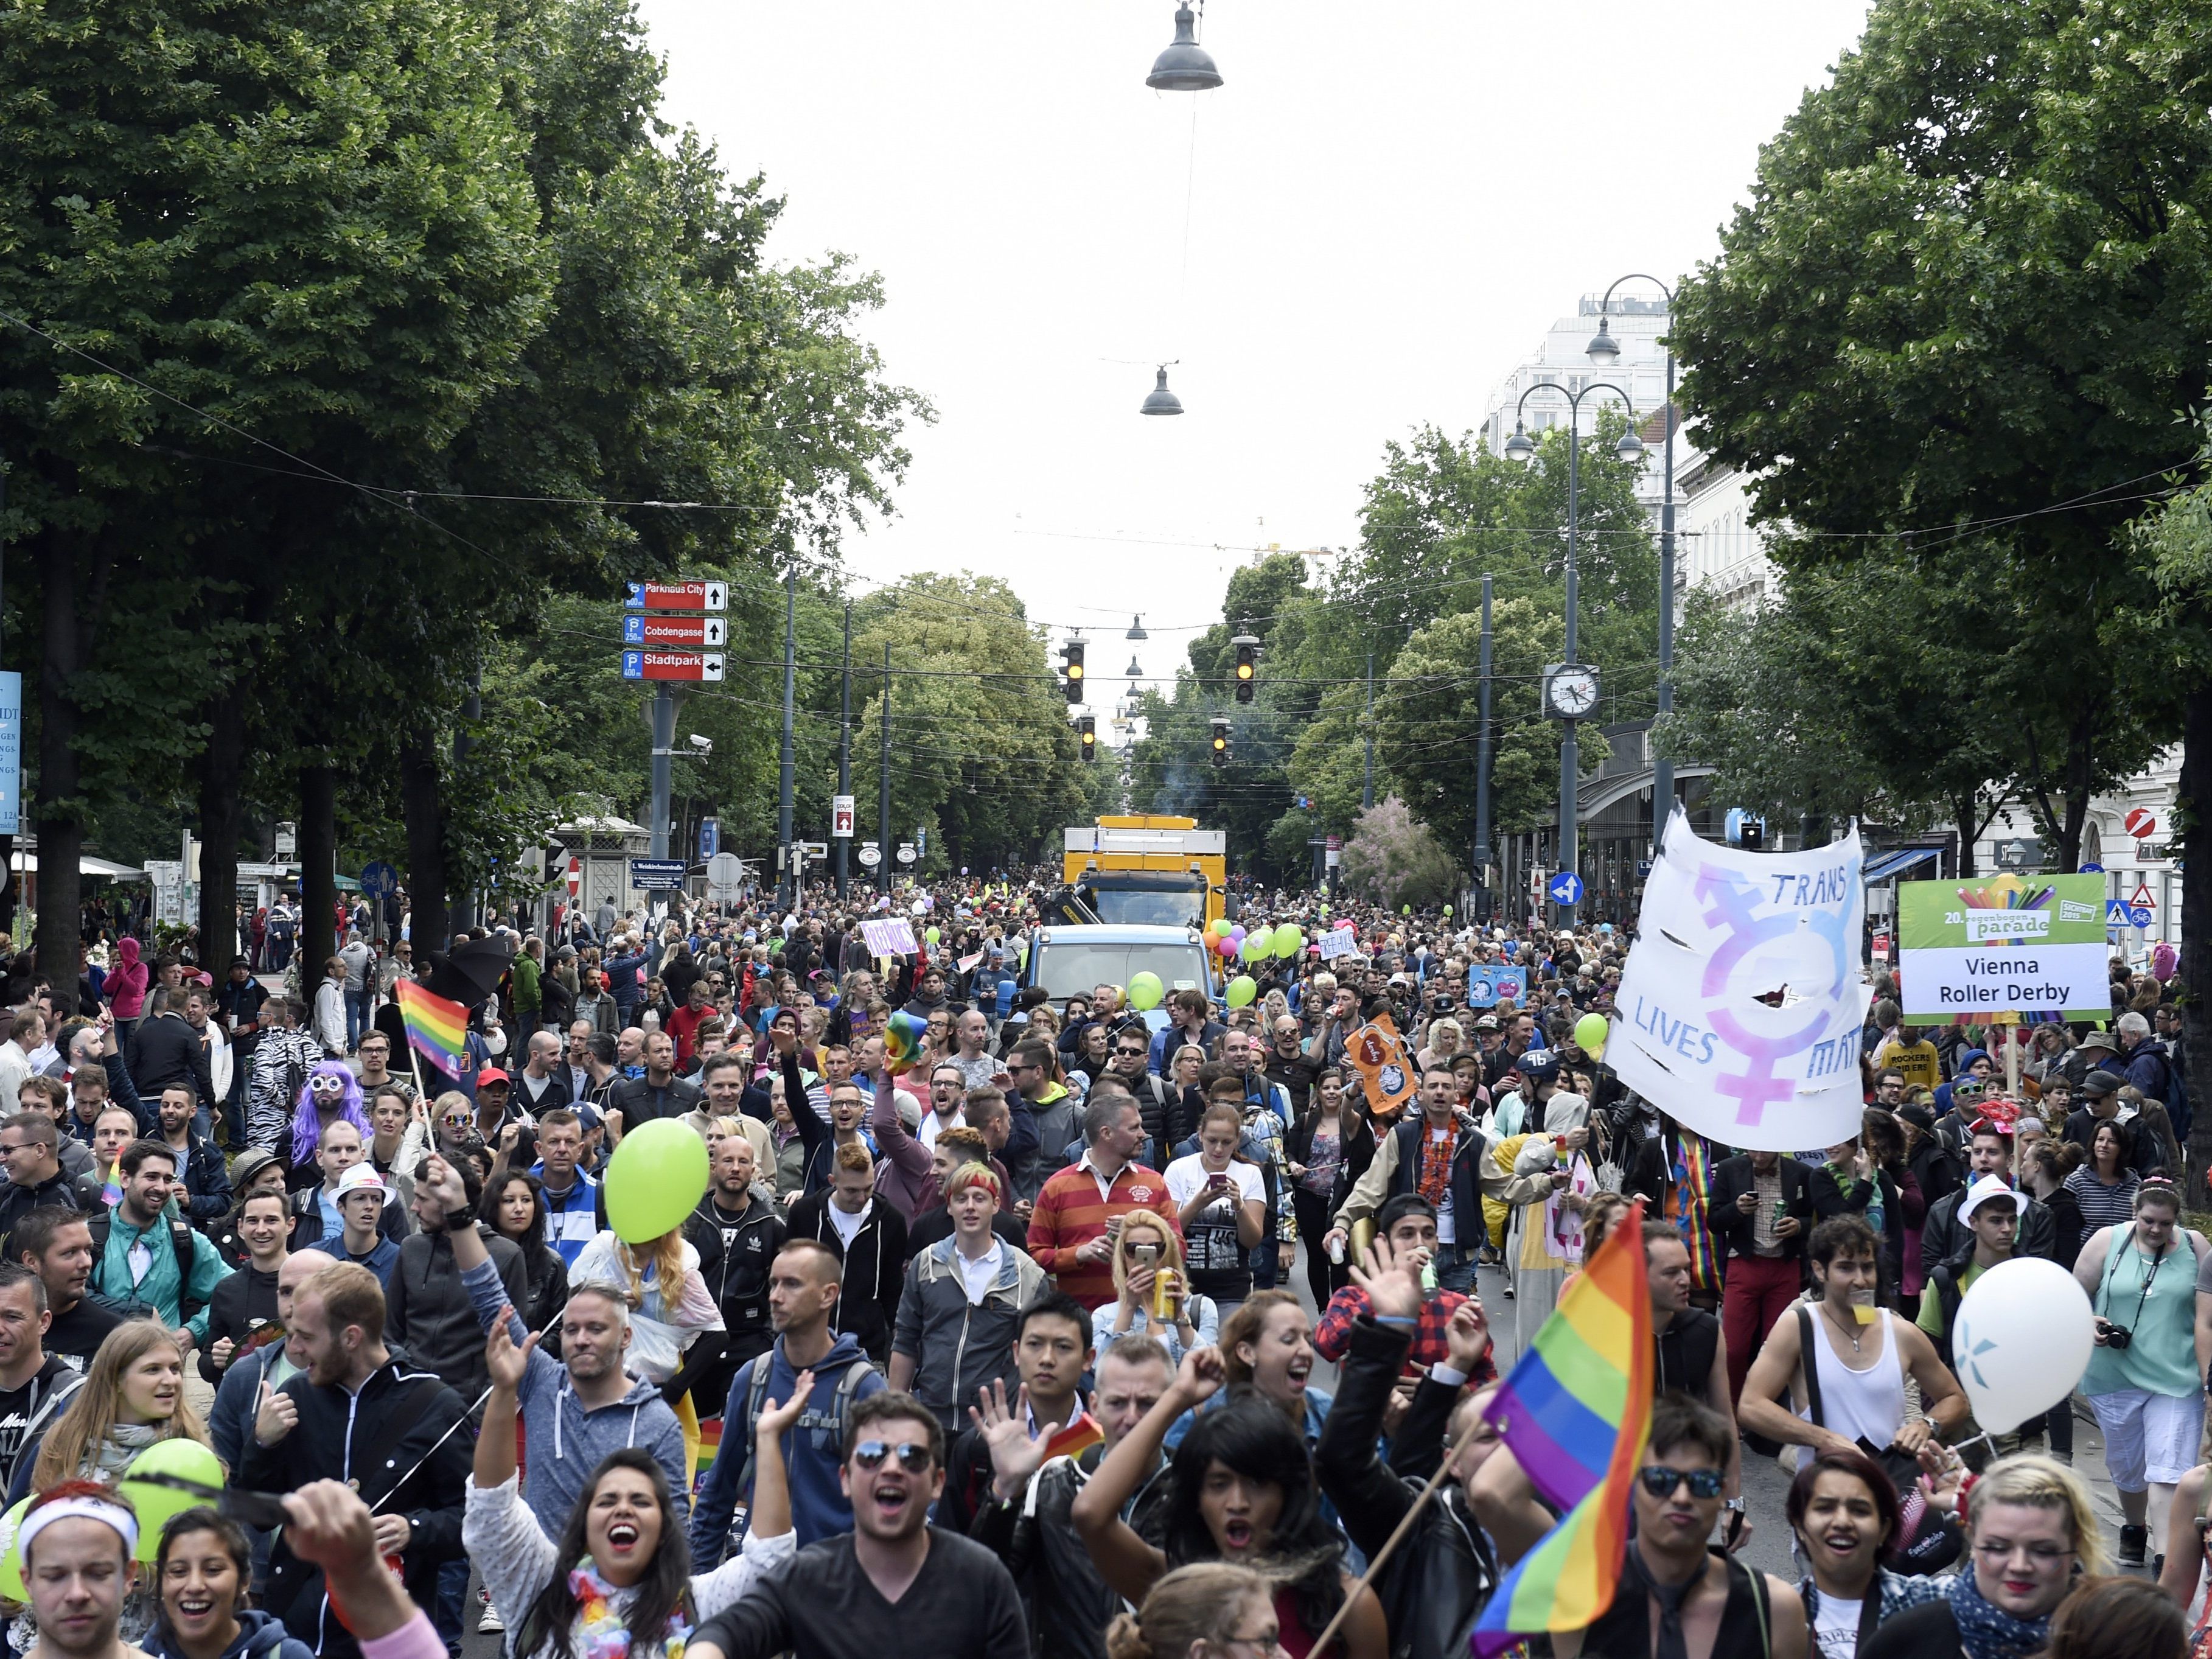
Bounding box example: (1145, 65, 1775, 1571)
(1670, 0, 2212, 875)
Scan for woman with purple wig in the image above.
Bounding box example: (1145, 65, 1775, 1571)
(287, 1061, 369, 1190)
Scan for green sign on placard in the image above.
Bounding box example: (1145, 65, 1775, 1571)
(1896, 874, 2109, 1021)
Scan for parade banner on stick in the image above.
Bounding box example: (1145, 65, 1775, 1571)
(1896, 873, 2107, 1024)
(1608, 809, 1872, 1153)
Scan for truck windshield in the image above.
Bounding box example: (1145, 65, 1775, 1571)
(1031, 942, 1211, 1001)
(1089, 887, 1205, 928)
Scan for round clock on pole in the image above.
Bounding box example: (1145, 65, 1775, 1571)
(1543, 663, 1600, 719)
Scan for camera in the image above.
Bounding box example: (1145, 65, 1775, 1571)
(2099, 1318, 2133, 1350)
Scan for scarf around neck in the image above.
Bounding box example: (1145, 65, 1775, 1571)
(566, 1556, 691, 1659)
(1947, 1565, 2054, 1659)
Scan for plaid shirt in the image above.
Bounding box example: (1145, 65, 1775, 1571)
(1311, 1285, 1498, 1381)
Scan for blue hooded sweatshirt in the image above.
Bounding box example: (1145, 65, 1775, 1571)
(688, 1330, 884, 1563)
(459, 1258, 689, 1536)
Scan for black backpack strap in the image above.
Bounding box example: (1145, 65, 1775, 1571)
(1795, 1304, 1824, 1429)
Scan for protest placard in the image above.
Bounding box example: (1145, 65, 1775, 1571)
(860, 917, 919, 957)
(1896, 875, 2107, 1022)
(1608, 809, 1872, 1153)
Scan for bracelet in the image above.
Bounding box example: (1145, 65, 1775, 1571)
(1376, 1315, 1418, 1329)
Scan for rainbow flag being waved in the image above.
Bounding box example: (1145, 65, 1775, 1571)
(1470, 1200, 1653, 1656)
(394, 978, 471, 1079)
(1039, 1411, 1103, 1464)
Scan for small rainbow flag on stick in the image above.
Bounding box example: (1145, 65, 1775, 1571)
(1470, 1199, 1653, 1655)
(395, 978, 471, 1079)
(1039, 1411, 1103, 1464)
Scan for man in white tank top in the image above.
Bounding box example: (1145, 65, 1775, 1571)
(1737, 1215, 1969, 1467)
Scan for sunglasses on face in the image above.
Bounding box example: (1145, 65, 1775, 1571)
(851, 1440, 933, 1473)
(1638, 1465, 1724, 1500)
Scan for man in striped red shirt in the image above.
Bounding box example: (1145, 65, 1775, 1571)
(1026, 1091, 1179, 1308)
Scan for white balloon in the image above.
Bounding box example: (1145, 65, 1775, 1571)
(1950, 1256, 2096, 1435)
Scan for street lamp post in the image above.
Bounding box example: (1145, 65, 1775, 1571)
(1586, 275, 1678, 853)
(1504, 380, 1643, 926)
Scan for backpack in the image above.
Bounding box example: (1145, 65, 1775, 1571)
(86, 1210, 203, 1321)
(725, 1352, 876, 1501)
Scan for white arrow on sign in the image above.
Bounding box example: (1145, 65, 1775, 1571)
(700, 654, 725, 682)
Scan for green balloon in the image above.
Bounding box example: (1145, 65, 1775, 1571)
(1273, 924, 1305, 958)
(605, 1119, 710, 1244)
(121, 1438, 226, 1562)
(1226, 974, 1258, 1008)
(0, 1495, 27, 1599)
(1574, 1013, 1610, 1055)
(925, 926, 941, 945)
(1240, 933, 1269, 963)
(1128, 971, 1165, 1011)
(1443, 906, 1453, 917)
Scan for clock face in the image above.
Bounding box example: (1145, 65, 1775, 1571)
(1552, 668, 1599, 716)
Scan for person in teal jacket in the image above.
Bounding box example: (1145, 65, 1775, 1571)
(88, 1139, 233, 1348)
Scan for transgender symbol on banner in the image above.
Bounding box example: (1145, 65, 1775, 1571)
(1607, 808, 1872, 1153)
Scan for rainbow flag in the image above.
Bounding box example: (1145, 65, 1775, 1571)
(1470, 1200, 1653, 1656)
(395, 978, 471, 1078)
(884, 1010, 926, 1071)
(1039, 1411, 1103, 1464)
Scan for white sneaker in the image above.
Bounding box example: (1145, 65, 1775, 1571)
(478, 1605, 504, 1634)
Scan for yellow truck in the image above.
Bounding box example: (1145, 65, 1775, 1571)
(1061, 816, 1229, 930)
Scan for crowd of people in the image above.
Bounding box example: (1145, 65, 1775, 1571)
(0, 873, 2202, 1659)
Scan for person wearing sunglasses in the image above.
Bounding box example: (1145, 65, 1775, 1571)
(686, 1392, 1028, 1659)
(1552, 1394, 1807, 1658)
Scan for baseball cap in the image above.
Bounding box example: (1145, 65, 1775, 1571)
(1519, 1054, 1561, 1086)
(2081, 1069, 2124, 1099)
(1474, 1015, 1501, 1032)
(335, 1164, 388, 1201)
(476, 1067, 511, 1087)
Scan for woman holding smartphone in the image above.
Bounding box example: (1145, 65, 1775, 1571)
(1095, 1209, 1217, 1363)
(1165, 1104, 1266, 1329)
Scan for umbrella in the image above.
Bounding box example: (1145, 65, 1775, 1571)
(422, 934, 516, 1010)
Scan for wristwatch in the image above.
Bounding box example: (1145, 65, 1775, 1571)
(1723, 1498, 1746, 1515)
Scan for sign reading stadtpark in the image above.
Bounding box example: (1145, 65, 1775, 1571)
(1608, 809, 1872, 1154)
(1896, 873, 2108, 1022)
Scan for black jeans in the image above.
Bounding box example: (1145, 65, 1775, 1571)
(1292, 1188, 1346, 1311)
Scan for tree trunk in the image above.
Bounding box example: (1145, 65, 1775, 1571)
(2182, 682, 2212, 1182)
(399, 724, 448, 955)
(1954, 795, 1978, 879)
(34, 536, 82, 1010)
(298, 763, 337, 982)
(195, 691, 248, 971)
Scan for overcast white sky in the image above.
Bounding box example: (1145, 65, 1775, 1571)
(637, 1, 1872, 679)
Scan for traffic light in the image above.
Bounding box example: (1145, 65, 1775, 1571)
(1078, 715, 1097, 761)
(1061, 640, 1086, 704)
(1210, 716, 1231, 767)
(1231, 634, 1258, 703)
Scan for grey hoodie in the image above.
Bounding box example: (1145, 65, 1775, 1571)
(459, 1258, 689, 1537)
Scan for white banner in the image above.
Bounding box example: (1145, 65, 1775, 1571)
(1317, 927, 1359, 962)
(1609, 810, 1873, 1153)
(860, 917, 918, 957)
